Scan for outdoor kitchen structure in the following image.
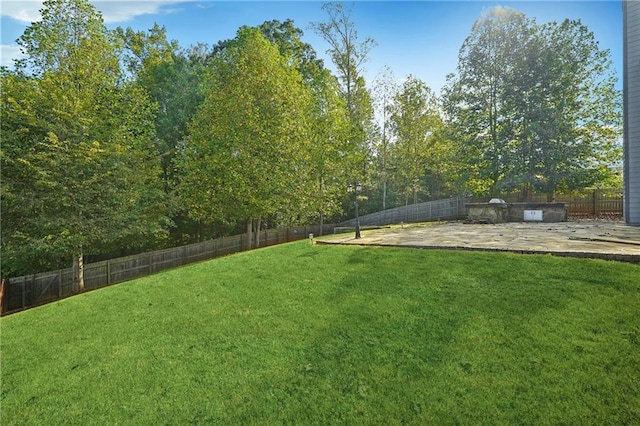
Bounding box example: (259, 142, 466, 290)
(466, 200, 568, 224)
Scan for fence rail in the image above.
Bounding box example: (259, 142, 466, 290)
(2, 224, 335, 315)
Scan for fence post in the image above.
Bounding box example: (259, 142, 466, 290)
(23, 276, 29, 310)
(0, 278, 5, 315)
(58, 269, 63, 297)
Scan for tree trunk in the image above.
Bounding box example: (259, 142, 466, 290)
(317, 176, 325, 237)
(0, 278, 7, 315)
(254, 216, 262, 248)
(382, 180, 387, 211)
(547, 191, 555, 202)
(246, 218, 253, 250)
(73, 253, 84, 293)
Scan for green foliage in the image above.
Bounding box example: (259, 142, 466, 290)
(114, 26, 213, 244)
(114, 23, 179, 78)
(1, 0, 168, 277)
(257, 19, 325, 83)
(302, 66, 351, 224)
(179, 27, 313, 226)
(443, 6, 622, 197)
(369, 70, 456, 209)
(17, 0, 117, 78)
(2, 243, 639, 424)
(254, 20, 352, 225)
(0, 1, 625, 278)
(525, 19, 622, 195)
(312, 2, 377, 183)
(389, 76, 447, 204)
(370, 66, 399, 210)
(442, 8, 532, 195)
(311, 2, 376, 112)
(115, 25, 208, 193)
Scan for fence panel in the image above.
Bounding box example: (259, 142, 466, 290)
(150, 247, 183, 273)
(108, 254, 151, 284)
(564, 192, 623, 215)
(84, 262, 109, 290)
(264, 228, 288, 246)
(184, 240, 214, 264)
(5, 271, 65, 312)
(5, 277, 27, 312)
(60, 269, 75, 298)
(216, 235, 243, 257)
(341, 197, 466, 227)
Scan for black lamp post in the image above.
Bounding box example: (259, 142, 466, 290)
(348, 181, 362, 239)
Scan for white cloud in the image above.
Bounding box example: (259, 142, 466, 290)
(0, 1, 44, 23)
(1, 1, 191, 68)
(0, 1, 191, 24)
(93, 1, 191, 24)
(0, 44, 25, 68)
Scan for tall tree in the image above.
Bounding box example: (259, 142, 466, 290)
(116, 24, 177, 78)
(389, 76, 443, 204)
(1, 0, 168, 287)
(506, 19, 621, 198)
(442, 6, 621, 198)
(311, 2, 376, 183)
(178, 28, 313, 248)
(257, 20, 350, 230)
(442, 7, 531, 195)
(115, 25, 208, 192)
(206, 20, 350, 233)
(257, 19, 325, 84)
(303, 66, 350, 231)
(115, 27, 213, 243)
(371, 66, 399, 210)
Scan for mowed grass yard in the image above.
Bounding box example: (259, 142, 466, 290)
(1, 241, 639, 425)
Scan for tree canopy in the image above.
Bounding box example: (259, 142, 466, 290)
(178, 27, 315, 245)
(1, 0, 168, 286)
(1, 1, 623, 278)
(442, 6, 621, 198)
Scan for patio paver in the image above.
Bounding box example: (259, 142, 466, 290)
(316, 221, 640, 263)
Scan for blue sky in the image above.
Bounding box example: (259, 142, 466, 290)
(1, 1, 622, 94)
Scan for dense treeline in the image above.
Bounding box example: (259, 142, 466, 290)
(1, 0, 621, 281)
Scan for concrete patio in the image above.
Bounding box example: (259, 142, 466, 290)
(316, 221, 640, 263)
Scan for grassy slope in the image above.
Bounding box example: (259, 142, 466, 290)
(1, 242, 639, 424)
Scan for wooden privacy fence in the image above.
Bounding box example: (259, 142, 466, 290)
(10, 192, 614, 316)
(562, 191, 623, 216)
(470, 190, 623, 216)
(340, 197, 467, 228)
(3, 224, 335, 315)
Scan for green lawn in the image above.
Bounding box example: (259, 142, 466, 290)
(2, 242, 639, 424)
